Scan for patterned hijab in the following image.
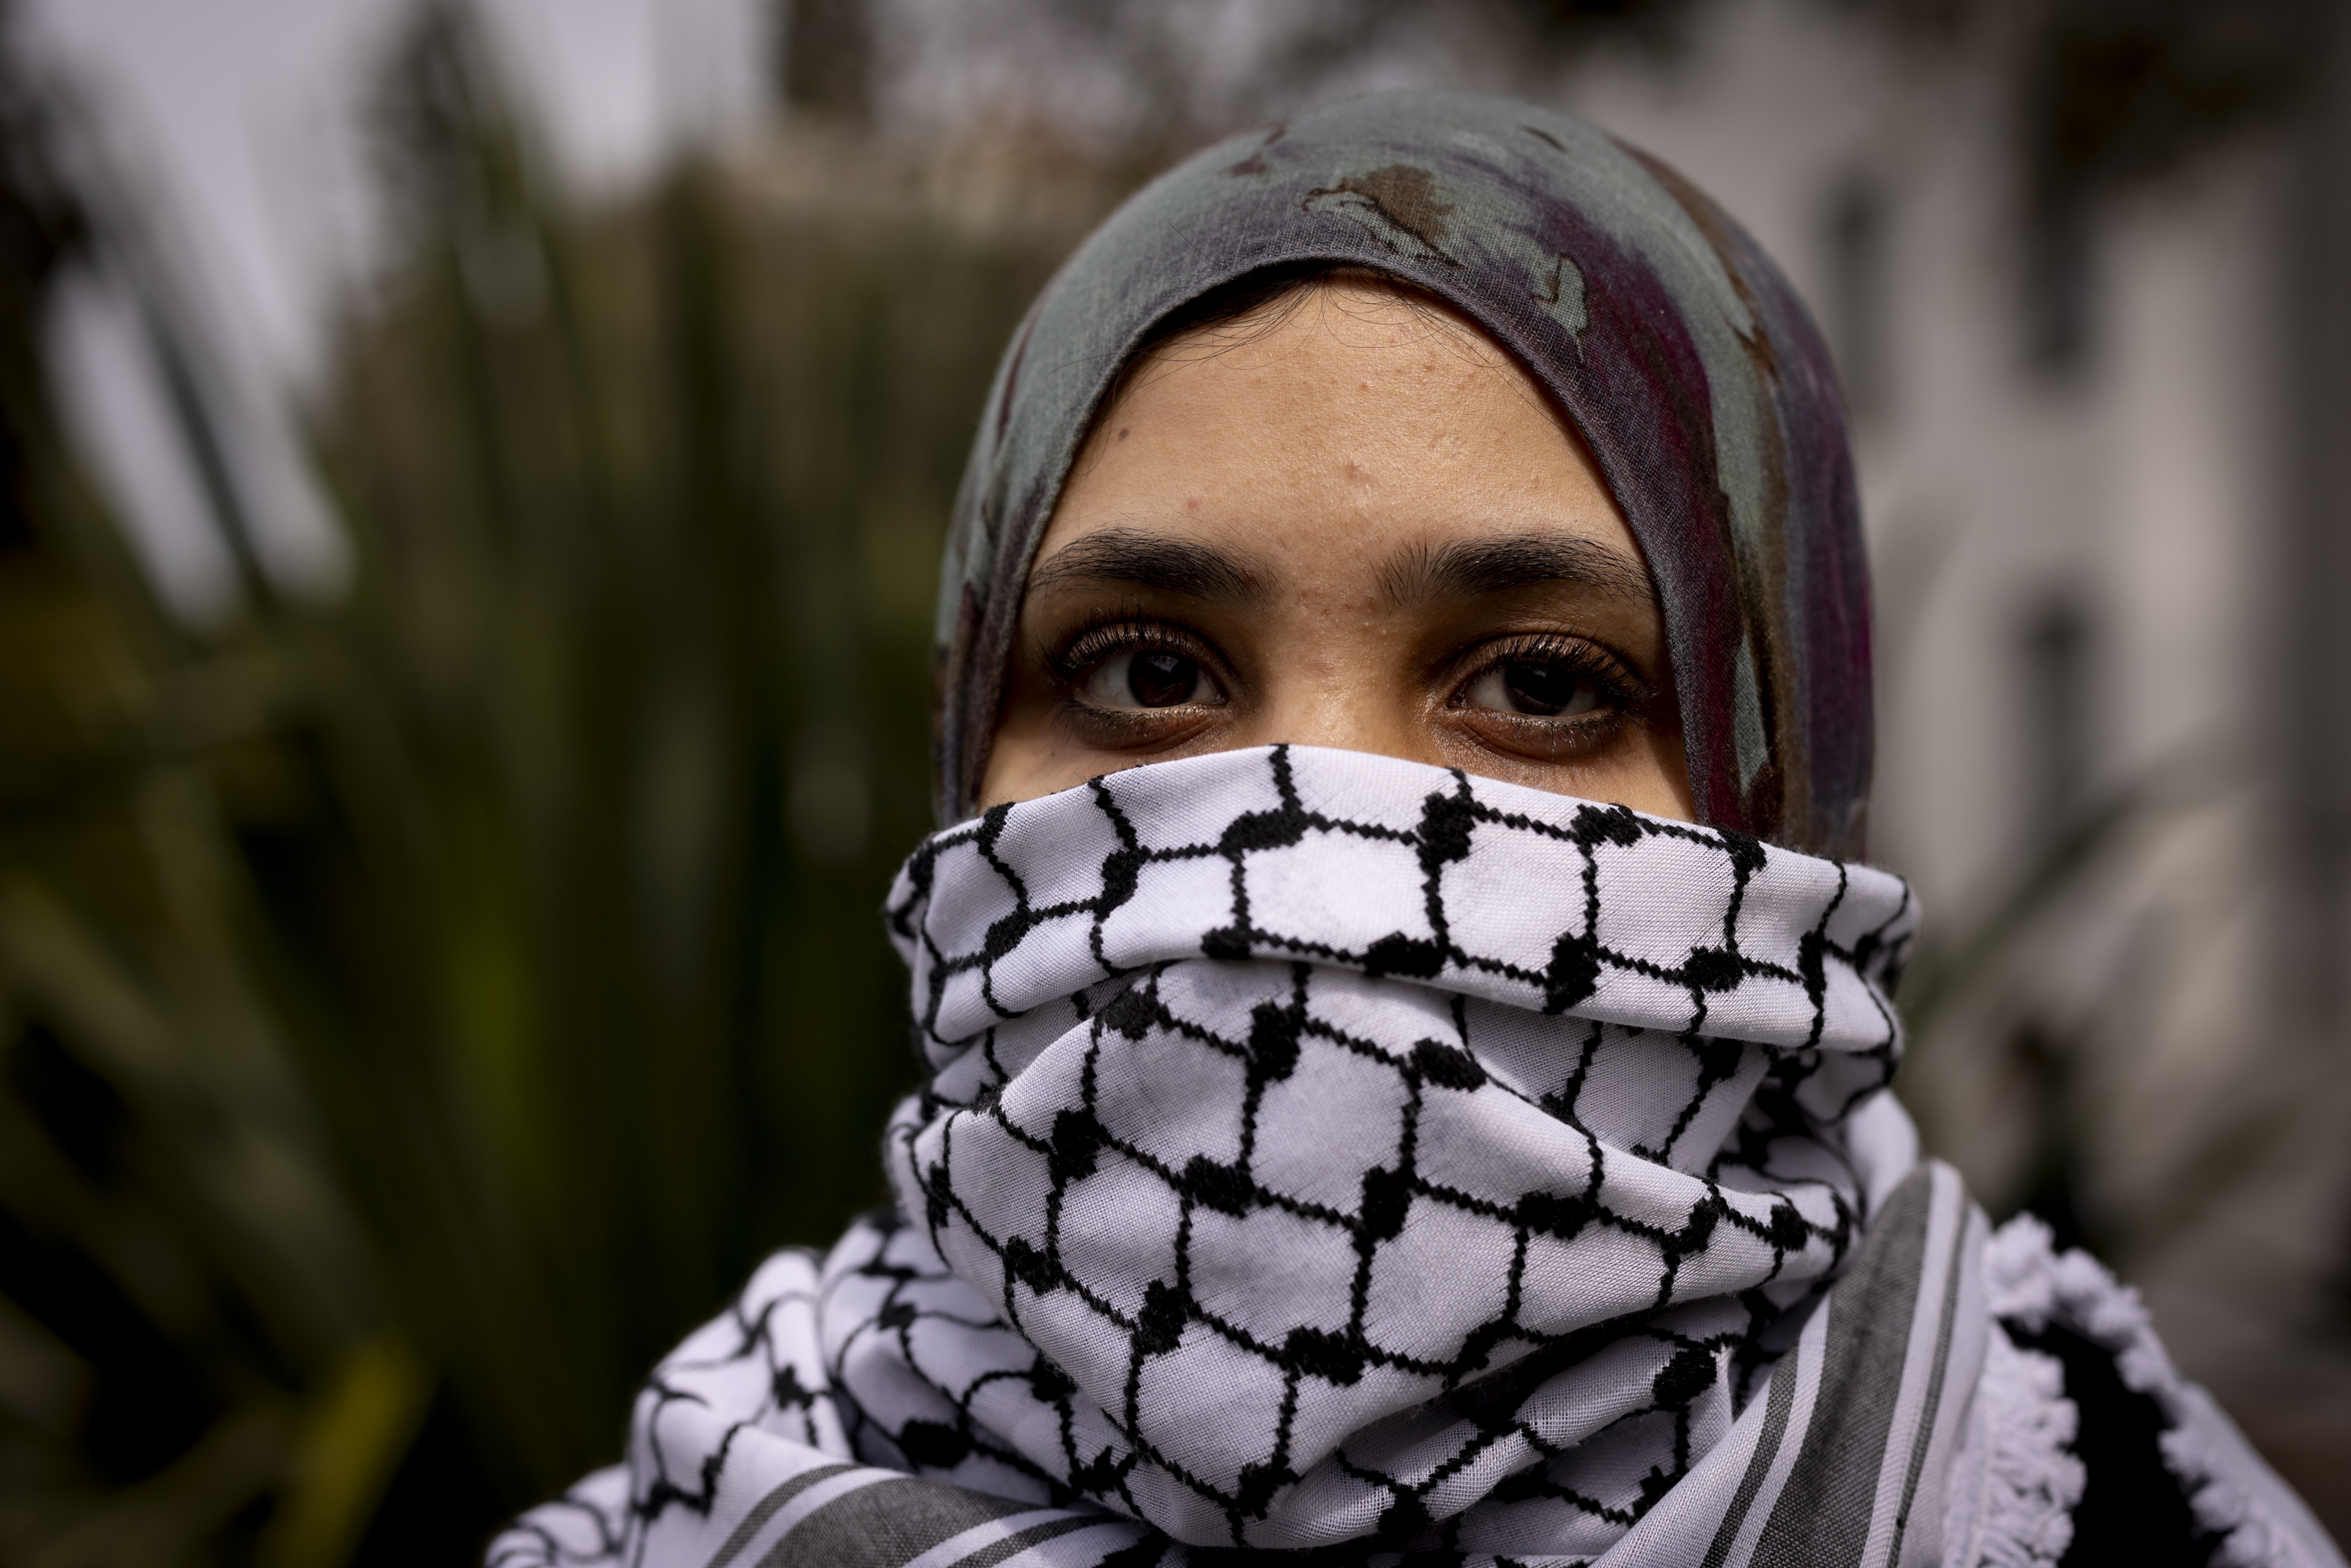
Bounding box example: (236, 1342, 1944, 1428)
(933, 89, 1871, 857)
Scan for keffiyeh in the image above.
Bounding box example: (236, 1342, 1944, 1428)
(864, 744, 1914, 1552)
(494, 749, 2341, 1568)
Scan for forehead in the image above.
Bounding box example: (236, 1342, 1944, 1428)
(1037, 280, 1643, 575)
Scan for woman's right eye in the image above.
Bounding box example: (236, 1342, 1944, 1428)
(1079, 649, 1223, 710)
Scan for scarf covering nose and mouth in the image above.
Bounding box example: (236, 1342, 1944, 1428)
(498, 747, 1985, 1568)
(851, 745, 1916, 1554)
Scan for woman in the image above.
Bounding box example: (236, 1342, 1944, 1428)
(495, 92, 2339, 1568)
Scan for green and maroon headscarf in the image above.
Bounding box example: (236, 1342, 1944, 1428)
(934, 89, 1871, 858)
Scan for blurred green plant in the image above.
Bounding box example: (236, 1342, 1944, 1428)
(0, 2, 1078, 1559)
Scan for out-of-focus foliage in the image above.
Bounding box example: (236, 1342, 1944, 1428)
(0, 5, 396, 1560)
(308, 0, 1071, 1523)
(0, 0, 1078, 1556)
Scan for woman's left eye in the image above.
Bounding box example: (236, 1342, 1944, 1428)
(1080, 649, 1224, 709)
(1464, 657, 1603, 719)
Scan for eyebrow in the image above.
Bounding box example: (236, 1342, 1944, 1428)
(1377, 533, 1655, 607)
(1023, 528, 1266, 603)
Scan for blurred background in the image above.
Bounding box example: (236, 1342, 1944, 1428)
(0, 0, 2343, 1559)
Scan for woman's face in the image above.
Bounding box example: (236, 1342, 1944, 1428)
(980, 281, 1694, 819)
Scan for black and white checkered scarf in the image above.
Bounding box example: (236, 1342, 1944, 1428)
(494, 748, 2340, 1568)
(857, 741, 1914, 1551)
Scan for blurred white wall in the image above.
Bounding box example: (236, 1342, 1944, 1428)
(1556, 0, 2349, 1487)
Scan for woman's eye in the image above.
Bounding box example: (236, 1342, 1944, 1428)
(1080, 649, 1221, 709)
(1465, 657, 1602, 719)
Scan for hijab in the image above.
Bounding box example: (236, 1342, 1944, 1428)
(934, 89, 1871, 857)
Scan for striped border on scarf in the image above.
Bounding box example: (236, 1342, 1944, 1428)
(1607, 1161, 1988, 1568)
(700, 1455, 1150, 1568)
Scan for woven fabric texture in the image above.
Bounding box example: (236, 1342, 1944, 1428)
(853, 744, 1913, 1551)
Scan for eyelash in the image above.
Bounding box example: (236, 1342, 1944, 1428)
(1451, 632, 1647, 716)
(1044, 616, 1223, 690)
(1039, 616, 1650, 737)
